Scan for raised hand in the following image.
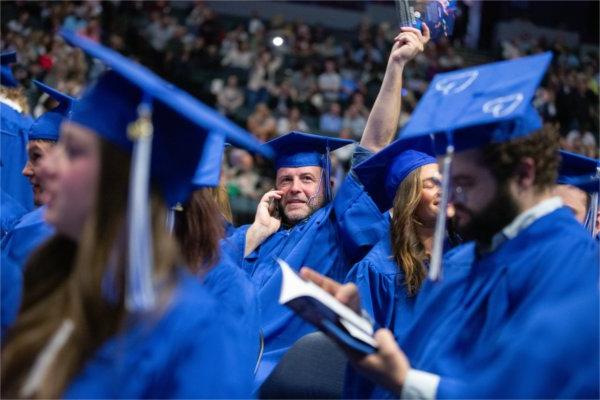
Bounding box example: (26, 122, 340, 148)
(390, 23, 430, 65)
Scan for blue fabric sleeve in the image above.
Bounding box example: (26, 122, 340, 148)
(221, 224, 251, 263)
(350, 145, 373, 173)
(161, 310, 254, 398)
(436, 377, 469, 399)
(345, 260, 397, 330)
(333, 174, 389, 264)
(0, 255, 22, 341)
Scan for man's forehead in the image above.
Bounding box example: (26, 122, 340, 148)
(276, 165, 323, 177)
(445, 149, 485, 174)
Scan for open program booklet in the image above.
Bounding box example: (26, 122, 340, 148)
(277, 258, 378, 354)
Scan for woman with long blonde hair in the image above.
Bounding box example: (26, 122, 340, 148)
(342, 138, 460, 397)
(1, 32, 258, 399)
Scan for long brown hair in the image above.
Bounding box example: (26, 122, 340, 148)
(390, 166, 428, 297)
(212, 183, 233, 224)
(0, 86, 30, 114)
(174, 188, 224, 275)
(1, 138, 179, 398)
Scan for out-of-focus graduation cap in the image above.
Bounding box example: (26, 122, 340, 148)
(60, 29, 270, 312)
(558, 150, 599, 194)
(399, 52, 553, 280)
(557, 150, 599, 235)
(263, 131, 354, 200)
(29, 80, 76, 141)
(191, 141, 233, 188)
(191, 134, 227, 188)
(1, 51, 19, 87)
(354, 136, 436, 212)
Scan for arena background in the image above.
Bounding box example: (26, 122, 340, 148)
(2, 0, 598, 224)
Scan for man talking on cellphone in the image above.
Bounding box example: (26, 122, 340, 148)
(225, 25, 430, 389)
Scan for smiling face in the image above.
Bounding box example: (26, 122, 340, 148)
(22, 139, 56, 206)
(275, 165, 326, 224)
(39, 122, 100, 240)
(414, 163, 442, 228)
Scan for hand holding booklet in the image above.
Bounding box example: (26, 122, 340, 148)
(277, 258, 378, 354)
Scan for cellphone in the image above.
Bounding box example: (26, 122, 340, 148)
(268, 197, 282, 220)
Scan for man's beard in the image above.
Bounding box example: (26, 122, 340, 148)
(281, 195, 324, 226)
(456, 182, 520, 247)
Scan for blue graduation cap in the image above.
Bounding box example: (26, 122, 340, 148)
(262, 131, 354, 201)
(401, 52, 552, 152)
(399, 52, 553, 280)
(60, 30, 272, 161)
(558, 150, 599, 194)
(192, 133, 227, 188)
(60, 29, 270, 313)
(29, 80, 76, 141)
(557, 150, 599, 235)
(354, 136, 436, 212)
(1, 51, 19, 87)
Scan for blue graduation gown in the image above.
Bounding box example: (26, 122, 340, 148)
(438, 289, 599, 399)
(64, 271, 253, 399)
(0, 207, 52, 339)
(1, 190, 27, 240)
(1, 206, 54, 270)
(412, 207, 599, 398)
(1, 254, 22, 340)
(342, 234, 414, 400)
(202, 246, 262, 378)
(227, 167, 387, 388)
(0, 102, 33, 211)
(343, 235, 470, 399)
(344, 233, 416, 334)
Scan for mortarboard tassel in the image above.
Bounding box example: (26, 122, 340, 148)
(20, 319, 75, 398)
(125, 100, 155, 312)
(165, 203, 183, 234)
(586, 167, 600, 236)
(324, 145, 332, 202)
(428, 140, 454, 281)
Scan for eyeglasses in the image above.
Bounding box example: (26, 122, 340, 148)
(450, 184, 468, 204)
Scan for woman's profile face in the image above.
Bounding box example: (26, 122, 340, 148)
(415, 163, 442, 228)
(40, 122, 100, 240)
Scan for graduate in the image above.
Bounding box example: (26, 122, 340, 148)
(302, 52, 599, 398)
(1, 81, 73, 271)
(173, 137, 263, 379)
(1, 51, 34, 233)
(0, 81, 72, 338)
(1, 30, 270, 398)
(227, 24, 430, 389)
(554, 150, 599, 235)
(228, 132, 363, 388)
(343, 136, 464, 398)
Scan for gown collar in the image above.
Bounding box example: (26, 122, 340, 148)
(488, 196, 563, 253)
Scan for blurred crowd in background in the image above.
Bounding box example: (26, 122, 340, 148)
(1, 0, 598, 224)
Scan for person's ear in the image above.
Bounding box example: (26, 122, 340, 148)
(515, 157, 536, 191)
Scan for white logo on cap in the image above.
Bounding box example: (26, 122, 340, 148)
(434, 70, 479, 95)
(482, 93, 524, 117)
